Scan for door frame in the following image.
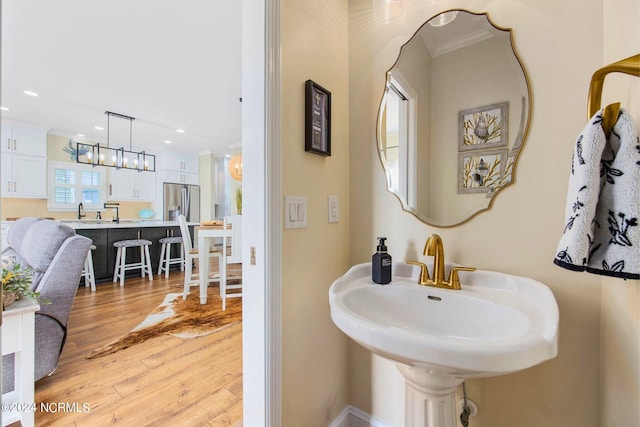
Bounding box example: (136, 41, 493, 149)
(242, 0, 282, 425)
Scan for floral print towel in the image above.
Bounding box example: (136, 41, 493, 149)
(554, 108, 639, 280)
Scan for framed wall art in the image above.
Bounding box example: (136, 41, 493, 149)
(305, 79, 331, 156)
(459, 102, 508, 151)
(458, 148, 507, 193)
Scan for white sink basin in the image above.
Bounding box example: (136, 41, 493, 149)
(329, 262, 559, 378)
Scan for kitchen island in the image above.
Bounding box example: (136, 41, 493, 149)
(66, 220, 198, 283)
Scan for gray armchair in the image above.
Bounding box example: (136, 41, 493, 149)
(2, 218, 91, 392)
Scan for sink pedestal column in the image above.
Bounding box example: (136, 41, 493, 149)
(397, 365, 464, 427)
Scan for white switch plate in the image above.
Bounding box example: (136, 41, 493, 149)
(328, 195, 339, 223)
(284, 196, 307, 229)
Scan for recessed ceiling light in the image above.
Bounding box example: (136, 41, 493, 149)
(0, 106, 10, 111)
(163, 140, 172, 144)
(176, 129, 185, 134)
(77, 133, 86, 137)
(95, 126, 104, 131)
(23, 90, 39, 97)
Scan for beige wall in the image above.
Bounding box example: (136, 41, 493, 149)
(347, 0, 623, 426)
(281, 0, 351, 425)
(199, 153, 215, 220)
(600, 0, 640, 425)
(1, 133, 151, 220)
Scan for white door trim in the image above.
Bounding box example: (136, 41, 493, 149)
(242, 0, 282, 425)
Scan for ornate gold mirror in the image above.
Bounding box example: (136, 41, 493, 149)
(377, 10, 531, 227)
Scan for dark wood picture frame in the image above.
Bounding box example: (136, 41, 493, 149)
(305, 80, 331, 156)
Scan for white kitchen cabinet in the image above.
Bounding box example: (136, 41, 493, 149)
(108, 169, 156, 202)
(136, 172, 156, 200)
(1, 153, 48, 198)
(157, 151, 199, 174)
(1, 122, 47, 156)
(162, 170, 199, 185)
(0, 121, 48, 198)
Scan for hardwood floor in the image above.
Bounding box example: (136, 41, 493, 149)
(26, 271, 242, 427)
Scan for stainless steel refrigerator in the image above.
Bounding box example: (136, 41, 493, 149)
(163, 182, 200, 222)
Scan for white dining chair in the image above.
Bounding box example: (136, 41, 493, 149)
(221, 215, 243, 310)
(178, 215, 222, 300)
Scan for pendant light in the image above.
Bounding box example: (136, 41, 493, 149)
(228, 154, 243, 181)
(76, 111, 156, 172)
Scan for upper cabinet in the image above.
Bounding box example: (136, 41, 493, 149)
(1, 121, 48, 198)
(1, 122, 47, 156)
(107, 169, 156, 202)
(157, 151, 199, 174)
(156, 151, 199, 185)
(161, 170, 199, 185)
(2, 154, 47, 198)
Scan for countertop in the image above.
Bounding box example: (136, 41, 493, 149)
(57, 220, 199, 230)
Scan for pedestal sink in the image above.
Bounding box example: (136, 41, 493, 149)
(329, 262, 559, 427)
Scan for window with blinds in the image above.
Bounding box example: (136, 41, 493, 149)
(48, 161, 106, 211)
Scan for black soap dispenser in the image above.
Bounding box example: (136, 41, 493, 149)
(372, 237, 392, 284)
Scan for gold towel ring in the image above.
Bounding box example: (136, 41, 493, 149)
(587, 54, 640, 138)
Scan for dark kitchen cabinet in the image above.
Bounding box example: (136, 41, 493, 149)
(75, 225, 193, 284)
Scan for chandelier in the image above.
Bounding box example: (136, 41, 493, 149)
(76, 111, 156, 172)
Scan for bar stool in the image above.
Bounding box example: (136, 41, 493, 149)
(82, 244, 97, 291)
(157, 236, 184, 278)
(112, 239, 153, 287)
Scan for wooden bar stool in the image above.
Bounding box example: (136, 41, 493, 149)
(157, 236, 184, 278)
(82, 244, 97, 291)
(112, 239, 153, 287)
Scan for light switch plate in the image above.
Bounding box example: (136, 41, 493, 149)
(328, 195, 339, 223)
(284, 196, 307, 229)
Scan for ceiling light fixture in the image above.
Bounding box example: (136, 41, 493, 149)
(163, 140, 172, 144)
(76, 111, 156, 172)
(228, 154, 243, 181)
(95, 126, 104, 131)
(428, 11, 459, 27)
(176, 129, 185, 134)
(23, 90, 39, 97)
(0, 106, 10, 111)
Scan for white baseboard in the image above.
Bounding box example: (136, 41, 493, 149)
(328, 405, 393, 427)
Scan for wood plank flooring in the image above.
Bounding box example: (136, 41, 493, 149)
(22, 271, 242, 427)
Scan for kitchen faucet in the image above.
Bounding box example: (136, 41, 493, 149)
(78, 203, 86, 220)
(103, 202, 120, 223)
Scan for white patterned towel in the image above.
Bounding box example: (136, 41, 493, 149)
(554, 108, 639, 280)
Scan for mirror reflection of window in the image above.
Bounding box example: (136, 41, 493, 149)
(383, 81, 403, 194)
(381, 76, 417, 209)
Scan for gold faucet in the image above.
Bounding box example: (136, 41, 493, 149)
(408, 234, 475, 290)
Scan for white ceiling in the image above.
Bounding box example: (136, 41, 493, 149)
(1, 0, 242, 156)
(420, 12, 495, 58)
